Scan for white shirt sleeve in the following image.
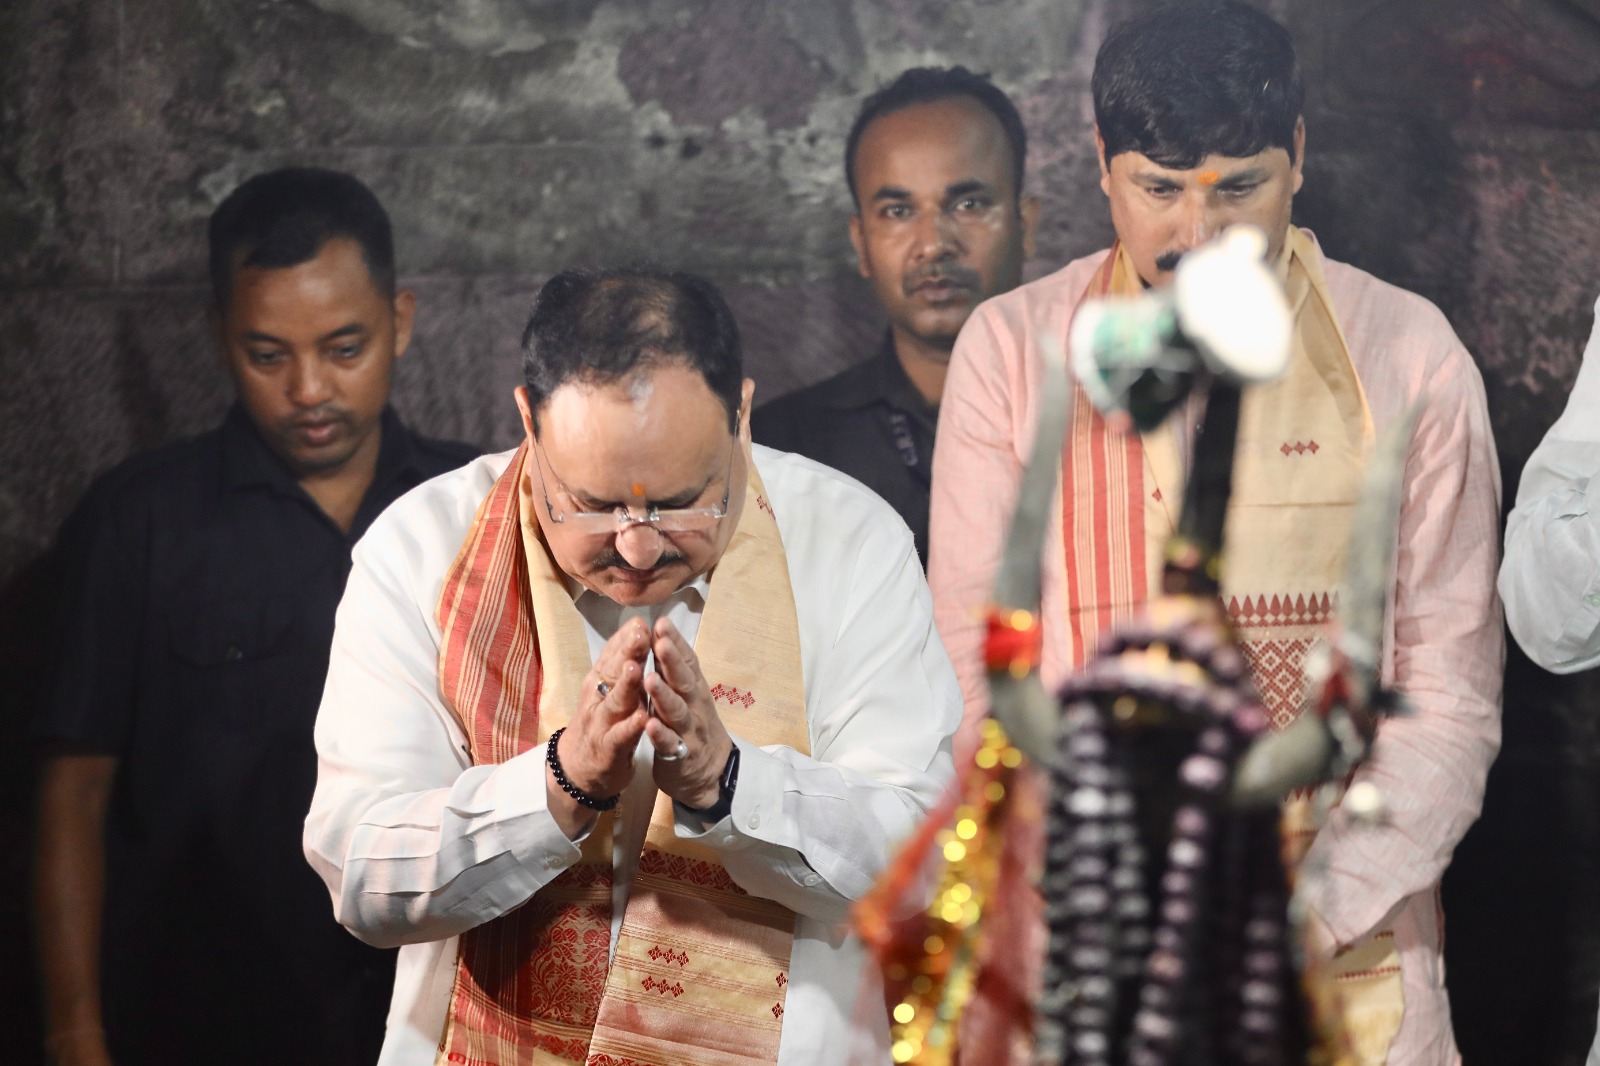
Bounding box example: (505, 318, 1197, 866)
(1500, 297, 1600, 673)
(676, 507, 959, 926)
(302, 501, 585, 949)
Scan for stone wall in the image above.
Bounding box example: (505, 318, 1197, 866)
(0, 0, 1114, 580)
(5, 0, 1600, 1060)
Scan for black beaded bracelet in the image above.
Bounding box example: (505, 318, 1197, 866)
(546, 727, 620, 812)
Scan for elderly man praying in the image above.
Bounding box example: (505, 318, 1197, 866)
(304, 266, 960, 1065)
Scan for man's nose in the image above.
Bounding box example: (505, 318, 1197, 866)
(615, 522, 665, 569)
(287, 353, 333, 408)
(1179, 195, 1222, 251)
(914, 209, 962, 261)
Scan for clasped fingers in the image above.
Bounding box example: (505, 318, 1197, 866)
(562, 658, 650, 798)
(644, 670, 729, 810)
(650, 617, 707, 696)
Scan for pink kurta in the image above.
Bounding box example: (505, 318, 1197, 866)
(929, 235, 1503, 1065)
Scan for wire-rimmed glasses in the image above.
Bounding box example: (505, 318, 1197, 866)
(533, 436, 735, 535)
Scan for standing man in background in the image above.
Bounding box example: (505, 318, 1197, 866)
(929, 3, 1502, 1062)
(33, 167, 476, 1066)
(755, 66, 1038, 566)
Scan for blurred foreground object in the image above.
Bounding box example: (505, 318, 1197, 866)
(856, 226, 1414, 1065)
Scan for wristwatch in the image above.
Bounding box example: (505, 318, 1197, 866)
(688, 743, 740, 824)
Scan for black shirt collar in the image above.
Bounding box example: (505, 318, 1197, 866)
(821, 334, 939, 434)
(219, 404, 423, 498)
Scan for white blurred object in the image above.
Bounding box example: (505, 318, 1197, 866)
(1069, 225, 1291, 429)
(1343, 781, 1385, 825)
(1175, 226, 1291, 382)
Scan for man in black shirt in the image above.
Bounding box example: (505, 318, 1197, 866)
(32, 168, 477, 1066)
(754, 67, 1038, 565)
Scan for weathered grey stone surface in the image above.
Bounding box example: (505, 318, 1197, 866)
(0, 0, 1115, 579)
(6, 0, 1600, 1060)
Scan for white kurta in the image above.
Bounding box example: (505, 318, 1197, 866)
(1501, 294, 1600, 675)
(304, 444, 961, 1066)
(1496, 296, 1600, 1066)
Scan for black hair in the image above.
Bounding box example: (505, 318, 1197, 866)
(1093, 0, 1303, 169)
(845, 65, 1028, 206)
(520, 267, 743, 434)
(207, 167, 395, 307)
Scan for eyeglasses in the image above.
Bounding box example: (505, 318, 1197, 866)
(533, 435, 736, 535)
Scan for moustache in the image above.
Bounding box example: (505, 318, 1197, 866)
(1155, 240, 1273, 276)
(902, 264, 982, 297)
(280, 406, 353, 432)
(593, 548, 688, 572)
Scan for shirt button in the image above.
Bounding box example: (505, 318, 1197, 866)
(803, 873, 821, 887)
(543, 855, 562, 869)
(747, 812, 761, 829)
(1587, 593, 1600, 608)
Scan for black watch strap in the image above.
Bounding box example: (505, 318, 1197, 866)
(689, 743, 740, 823)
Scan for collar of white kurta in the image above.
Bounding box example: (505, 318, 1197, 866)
(433, 439, 810, 1066)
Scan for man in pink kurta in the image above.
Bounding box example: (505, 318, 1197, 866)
(928, 3, 1503, 1063)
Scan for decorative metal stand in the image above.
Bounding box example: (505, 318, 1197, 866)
(1035, 378, 1306, 1066)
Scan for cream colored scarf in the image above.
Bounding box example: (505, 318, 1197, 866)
(434, 441, 810, 1066)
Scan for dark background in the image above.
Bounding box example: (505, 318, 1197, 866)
(3, 0, 1597, 1061)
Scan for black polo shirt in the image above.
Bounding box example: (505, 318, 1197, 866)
(754, 336, 937, 565)
(40, 405, 477, 1066)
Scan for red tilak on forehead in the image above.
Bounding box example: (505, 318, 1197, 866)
(1198, 171, 1221, 186)
(632, 482, 646, 497)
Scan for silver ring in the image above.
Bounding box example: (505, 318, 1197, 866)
(656, 739, 688, 762)
(596, 681, 610, 697)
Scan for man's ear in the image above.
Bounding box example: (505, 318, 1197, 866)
(513, 385, 538, 443)
(1291, 117, 1307, 195)
(1020, 194, 1042, 261)
(738, 378, 755, 445)
(848, 213, 871, 280)
(1094, 125, 1113, 196)
(392, 289, 417, 359)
